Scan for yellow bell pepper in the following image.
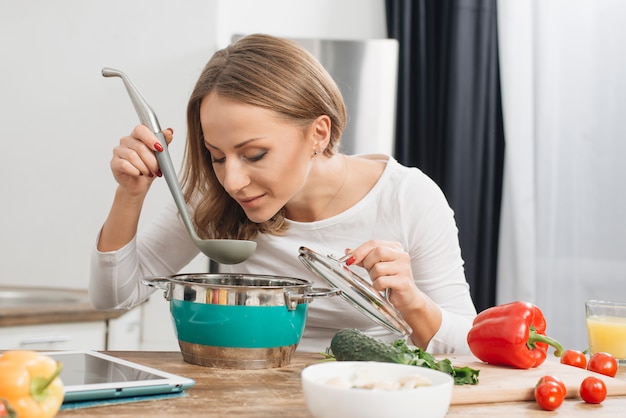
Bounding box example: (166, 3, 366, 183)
(0, 351, 64, 418)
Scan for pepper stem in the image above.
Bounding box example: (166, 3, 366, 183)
(30, 361, 63, 403)
(528, 327, 565, 357)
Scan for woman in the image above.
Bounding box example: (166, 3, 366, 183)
(90, 33, 476, 354)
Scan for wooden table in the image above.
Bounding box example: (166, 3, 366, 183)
(56, 351, 626, 417)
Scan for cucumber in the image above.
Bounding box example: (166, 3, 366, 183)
(328, 328, 480, 385)
(329, 328, 414, 364)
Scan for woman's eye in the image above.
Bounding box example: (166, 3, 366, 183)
(245, 151, 267, 162)
(210, 150, 267, 164)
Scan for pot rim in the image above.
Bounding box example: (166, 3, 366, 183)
(144, 272, 314, 290)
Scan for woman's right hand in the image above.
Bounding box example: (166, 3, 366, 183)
(110, 124, 174, 196)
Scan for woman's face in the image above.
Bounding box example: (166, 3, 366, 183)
(200, 92, 319, 223)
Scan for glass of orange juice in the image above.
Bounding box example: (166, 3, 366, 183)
(586, 300, 626, 364)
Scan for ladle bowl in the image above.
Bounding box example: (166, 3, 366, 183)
(102, 67, 256, 264)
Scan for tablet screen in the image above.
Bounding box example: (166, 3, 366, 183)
(52, 352, 164, 385)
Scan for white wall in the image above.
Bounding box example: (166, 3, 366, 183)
(0, 0, 220, 288)
(0, 0, 387, 349)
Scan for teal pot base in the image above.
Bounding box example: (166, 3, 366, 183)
(178, 340, 297, 369)
(170, 300, 308, 348)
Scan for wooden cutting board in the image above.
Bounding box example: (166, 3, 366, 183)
(443, 354, 626, 405)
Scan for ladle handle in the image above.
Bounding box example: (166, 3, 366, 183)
(101, 67, 201, 242)
(153, 132, 201, 241)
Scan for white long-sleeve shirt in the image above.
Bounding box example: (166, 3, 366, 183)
(90, 155, 476, 354)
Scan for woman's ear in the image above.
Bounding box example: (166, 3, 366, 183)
(310, 115, 332, 153)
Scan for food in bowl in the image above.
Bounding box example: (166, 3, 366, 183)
(301, 361, 453, 418)
(323, 364, 432, 390)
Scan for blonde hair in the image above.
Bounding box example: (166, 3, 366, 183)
(181, 34, 347, 240)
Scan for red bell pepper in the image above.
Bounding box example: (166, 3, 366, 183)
(467, 301, 564, 369)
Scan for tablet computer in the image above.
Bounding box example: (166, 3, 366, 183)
(42, 350, 195, 403)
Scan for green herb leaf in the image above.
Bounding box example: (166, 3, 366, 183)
(391, 339, 480, 385)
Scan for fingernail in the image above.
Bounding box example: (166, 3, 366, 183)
(166, 127, 174, 134)
(156, 170, 163, 177)
(345, 256, 356, 266)
(154, 142, 164, 152)
(337, 253, 352, 263)
(148, 172, 154, 178)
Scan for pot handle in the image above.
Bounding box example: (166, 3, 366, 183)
(284, 287, 341, 311)
(141, 276, 173, 300)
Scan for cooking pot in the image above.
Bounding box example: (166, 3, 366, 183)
(142, 273, 340, 369)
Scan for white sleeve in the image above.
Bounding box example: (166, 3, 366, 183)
(426, 308, 473, 354)
(89, 201, 200, 310)
(397, 166, 476, 354)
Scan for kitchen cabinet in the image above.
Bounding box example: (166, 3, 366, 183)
(106, 306, 142, 350)
(0, 286, 142, 351)
(0, 309, 143, 351)
(138, 293, 180, 351)
(0, 321, 106, 350)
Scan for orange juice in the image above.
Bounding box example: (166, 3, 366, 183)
(586, 315, 626, 360)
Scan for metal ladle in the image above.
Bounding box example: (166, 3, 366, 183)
(102, 67, 256, 264)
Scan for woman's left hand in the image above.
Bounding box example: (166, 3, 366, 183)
(346, 240, 442, 349)
(346, 240, 423, 313)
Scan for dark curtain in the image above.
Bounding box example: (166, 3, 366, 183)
(385, 0, 504, 312)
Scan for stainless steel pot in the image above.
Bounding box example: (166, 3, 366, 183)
(143, 273, 340, 369)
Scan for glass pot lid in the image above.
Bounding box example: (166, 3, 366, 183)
(298, 246, 412, 336)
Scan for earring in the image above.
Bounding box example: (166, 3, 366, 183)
(312, 150, 319, 157)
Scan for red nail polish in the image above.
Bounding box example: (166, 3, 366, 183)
(156, 170, 163, 177)
(154, 142, 164, 152)
(345, 256, 356, 266)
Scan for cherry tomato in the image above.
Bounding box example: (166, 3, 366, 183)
(587, 352, 618, 377)
(536, 375, 567, 397)
(560, 349, 587, 369)
(535, 381, 565, 411)
(580, 376, 607, 404)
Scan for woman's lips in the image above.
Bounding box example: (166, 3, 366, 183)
(237, 194, 265, 209)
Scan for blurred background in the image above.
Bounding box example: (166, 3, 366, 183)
(1, 0, 625, 354)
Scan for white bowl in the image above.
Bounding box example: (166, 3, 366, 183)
(301, 361, 453, 418)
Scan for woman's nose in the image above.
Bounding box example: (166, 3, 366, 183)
(221, 161, 250, 194)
